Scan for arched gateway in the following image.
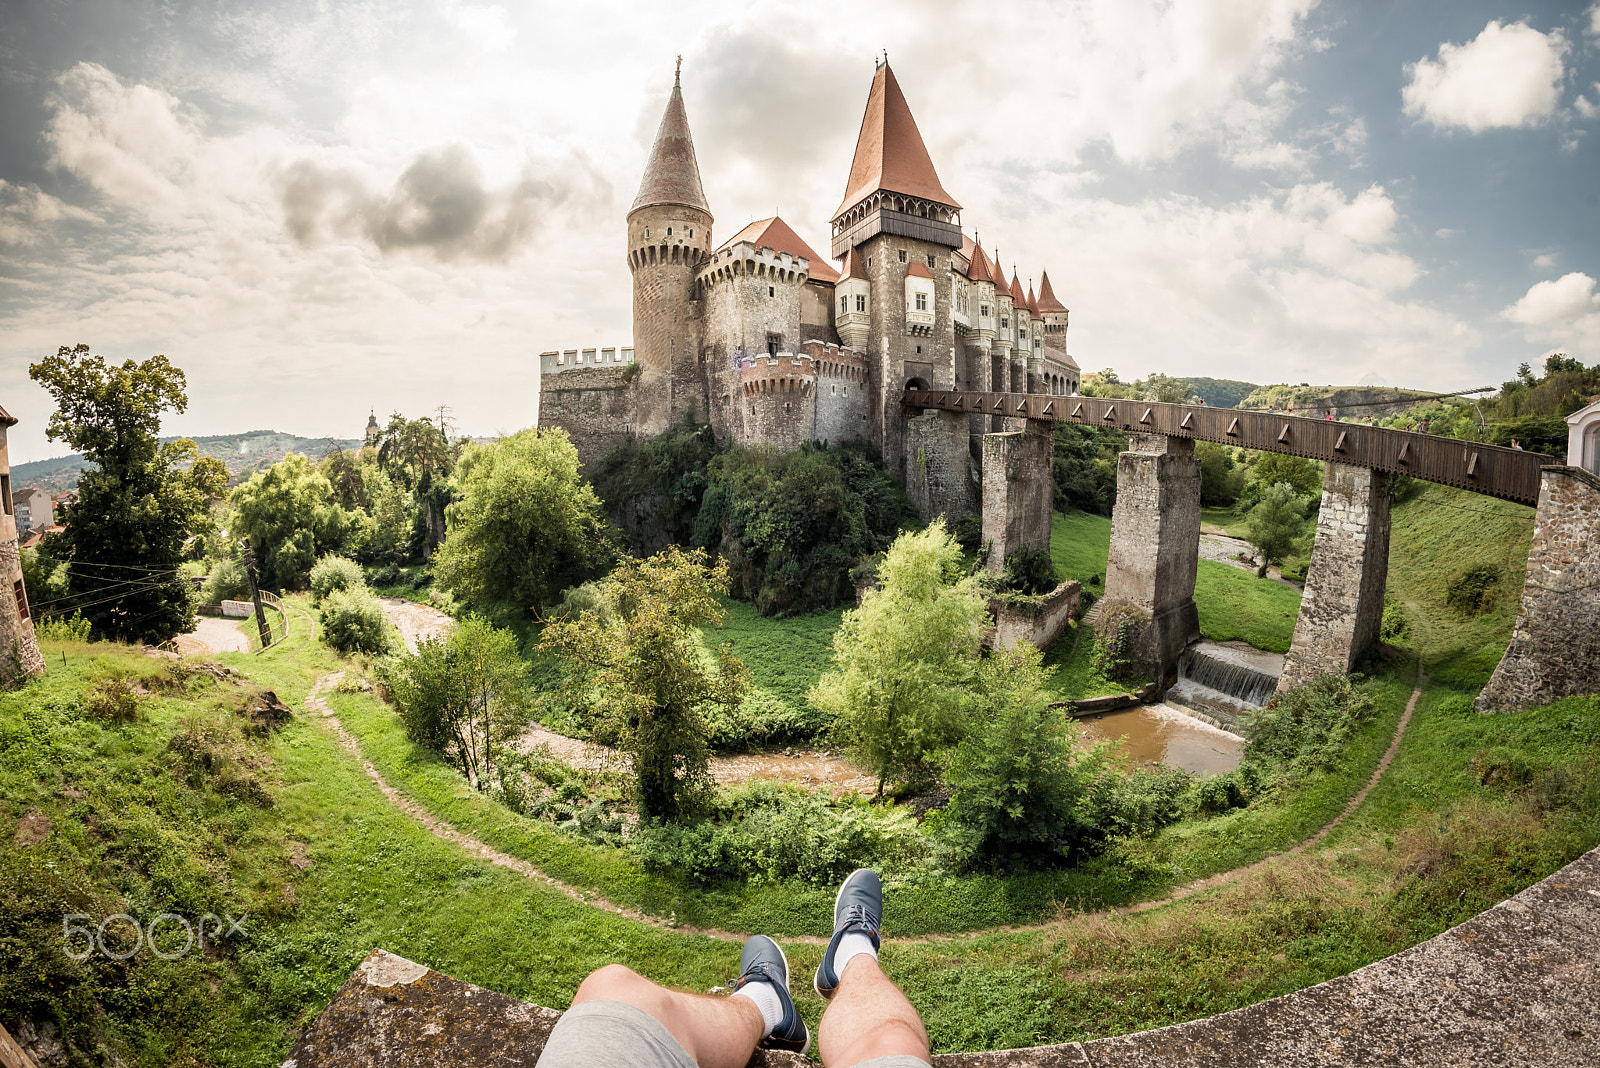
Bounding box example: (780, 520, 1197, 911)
(904, 390, 1600, 714)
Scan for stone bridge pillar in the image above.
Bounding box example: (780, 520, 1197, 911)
(1277, 462, 1391, 693)
(905, 408, 978, 525)
(1104, 434, 1201, 682)
(981, 421, 1054, 573)
(1477, 466, 1600, 712)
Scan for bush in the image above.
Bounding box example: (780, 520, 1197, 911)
(1380, 598, 1409, 644)
(703, 691, 830, 751)
(1445, 563, 1501, 615)
(997, 545, 1060, 596)
(366, 563, 402, 588)
(35, 611, 92, 642)
(1091, 603, 1149, 684)
(201, 558, 251, 604)
(85, 677, 142, 722)
(319, 587, 395, 656)
(1238, 672, 1376, 785)
(633, 782, 930, 886)
(310, 554, 366, 605)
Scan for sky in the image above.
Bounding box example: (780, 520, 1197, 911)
(2, 0, 1599, 463)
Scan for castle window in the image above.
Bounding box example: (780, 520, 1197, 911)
(897, 249, 906, 263)
(767, 333, 782, 355)
(769, 286, 774, 297)
(855, 294, 866, 312)
(13, 579, 27, 622)
(1001, 318, 1009, 329)
(914, 292, 927, 311)
(689, 229, 694, 238)
(867, 257, 872, 268)
(926, 254, 935, 269)
(667, 227, 672, 236)
(981, 305, 989, 317)
(840, 297, 848, 313)
(916, 346, 922, 354)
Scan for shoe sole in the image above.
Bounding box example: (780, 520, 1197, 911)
(814, 869, 876, 1000)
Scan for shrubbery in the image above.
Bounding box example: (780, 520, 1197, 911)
(1445, 564, 1502, 615)
(634, 781, 929, 886)
(201, 558, 251, 604)
(319, 587, 394, 656)
(309, 555, 364, 605)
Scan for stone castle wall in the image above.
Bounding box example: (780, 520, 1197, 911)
(981, 423, 1054, 572)
(0, 424, 44, 684)
(737, 353, 817, 452)
(1478, 465, 1600, 712)
(808, 342, 870, 447)
(536, 365, 637, 469)
(627, 205, 713, 436)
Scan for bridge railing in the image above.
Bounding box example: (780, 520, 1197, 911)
(903, 390, 1553, 506)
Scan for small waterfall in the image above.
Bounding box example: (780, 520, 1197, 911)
(1164, 642, 1285, 731)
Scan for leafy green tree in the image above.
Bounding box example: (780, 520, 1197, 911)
(1052, 424, 1126, 515)
(433, 428, 614, 617)
(1247, 482, 1308, 567)
(1195, 441, 1243, 507)
(388, 614, 531, 788)
(318, 586, 394, 656)
(1135, 373, 1198, 404)
(27, 345, 228, 642)
(231, 454, 369, 589)
(936, 643, 1107, 869)
(1246, 451, 1322, 499)
(810, 522, 987, 797)
(539, 548, 746, 821)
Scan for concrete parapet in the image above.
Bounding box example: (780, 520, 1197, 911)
(981, 423, 1054, 574)
(1104, 434, 1201, 682)
(287, 843, 1600, 1066)
(1477, 465, 1600, 711)
(1277, 462, 1391, 693)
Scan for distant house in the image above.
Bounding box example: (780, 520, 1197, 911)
(21, 524, 65, 551)
(52, 491, 76, 523)
(11, 487, 53, 536)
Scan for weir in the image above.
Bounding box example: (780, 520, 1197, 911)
(1165, 641, 1283, 731)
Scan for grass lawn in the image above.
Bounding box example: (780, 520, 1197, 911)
(1200, 506, 1250, 538)
(1050, 509, 1111, 584)
(1194, 560, 1301, 653)
(710, 599, 843, 711)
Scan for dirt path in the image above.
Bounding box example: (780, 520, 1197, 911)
(1198, 532, 1303, 590)
(185, 616, 252, 655)
(307, 665, 1425, 942)
(378, 597, 455, 653)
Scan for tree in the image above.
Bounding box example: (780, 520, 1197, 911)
(935, 643, 1107, 869)
(1195, 441, 1243, 507)
(28, 345, 228, 642)
(1135, 373, 1198, 404)
(433, 428, 615, 617)
(388, 615, 531, 789)
(810, 522, 987, 797)
(1245, 451, 1322, 499)
(539, 548, 746, 821)
(231, 454, 369, 589)
(1247, 482, 1308, 567)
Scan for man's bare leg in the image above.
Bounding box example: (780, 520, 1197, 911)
(570, 963, 763, 1068)
(818, 954, 930, 1067)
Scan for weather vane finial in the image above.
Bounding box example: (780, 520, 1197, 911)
(675, 55, 682, 83)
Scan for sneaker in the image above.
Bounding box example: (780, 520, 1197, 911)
(732, 934, 810, 1055)
(813, 868, 883, 1000)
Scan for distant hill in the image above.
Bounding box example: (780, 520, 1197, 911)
(1238, 384, 1440, 414)
(1185, 378, 1259, 409)
(9, 430, 364, 495)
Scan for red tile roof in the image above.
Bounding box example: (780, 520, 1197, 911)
(834, 63, 961, 219)
(1026, 283, 1040, 316)
(988, 250, 1010, 290)
(1037, 270, 1068, 314)
(631, 69, 711, 217)
(1009, 271, 1027, 306)
(717, 216, 839, 282)
(905, 261, 933, 279)
(964, 242, 994, 283)
(838, 247, 868, 281)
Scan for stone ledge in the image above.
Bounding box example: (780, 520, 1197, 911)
(285, 843, 1600, 1067)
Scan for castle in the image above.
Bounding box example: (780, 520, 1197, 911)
(538, 58, 1080, 518)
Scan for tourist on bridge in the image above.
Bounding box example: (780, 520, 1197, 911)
(537, 869, 929, 1068)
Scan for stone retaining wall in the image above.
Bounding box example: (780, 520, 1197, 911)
(284, 844, 1600, 1067)
(986, 580, 1081, 652)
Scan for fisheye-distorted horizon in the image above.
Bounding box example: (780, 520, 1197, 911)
(2, 0, 1598, 463)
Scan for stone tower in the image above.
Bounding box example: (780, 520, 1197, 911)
(627, 60, 713, 436)
(829, 60, 970, 516)
(0, 403, 45, 685)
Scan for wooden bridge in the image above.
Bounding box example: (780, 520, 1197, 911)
(901, 390, 1553, 506)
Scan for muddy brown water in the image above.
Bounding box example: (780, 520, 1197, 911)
(1075, 703, 1244, 776)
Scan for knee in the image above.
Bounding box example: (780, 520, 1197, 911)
(572, 964, 660, 1011)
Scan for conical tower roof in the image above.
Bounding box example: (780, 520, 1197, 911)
(631, 64, 711, 217)
(963, 240, 994, 283)
(1026, 283, 1040, 316)
(989, 249, 1010, 290)
(1009, 270, 1027, 307)
(834, 63, 961, 219)
(839, 247, 868, 281)
(1037, 270, 1068, 313)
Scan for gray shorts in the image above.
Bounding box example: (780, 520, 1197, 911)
(536, 999, 930, 1068)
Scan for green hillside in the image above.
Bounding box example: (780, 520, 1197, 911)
(9, 430, 364, 493)
(1237, 384, 1440, 414)
(1185, 377, 1260, 409)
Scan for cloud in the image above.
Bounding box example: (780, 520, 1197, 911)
(278, 146, 609, 262)
(1590, 3, 1600, 37)
(1402, 21, 1569, 132)
(1503, 273, 1600, 326)
(0, 179, 98, 245)
(1531, 252, 1558, 270)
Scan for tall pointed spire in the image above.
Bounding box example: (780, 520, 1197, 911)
(834, 63, 960, 220)
(1037, 270, 1068, 313)
(631, 62, 711, 217)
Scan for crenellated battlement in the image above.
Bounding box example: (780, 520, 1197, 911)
(800, 340, 868, 382)
(697, 240, 813, 290)
(737, 352, 815, 397)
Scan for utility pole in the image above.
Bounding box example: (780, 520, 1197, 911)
(240, 538, 272, 650)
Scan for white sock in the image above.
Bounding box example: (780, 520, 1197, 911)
(832, 932, 878, 978)
(731, 979, 784, 1036)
